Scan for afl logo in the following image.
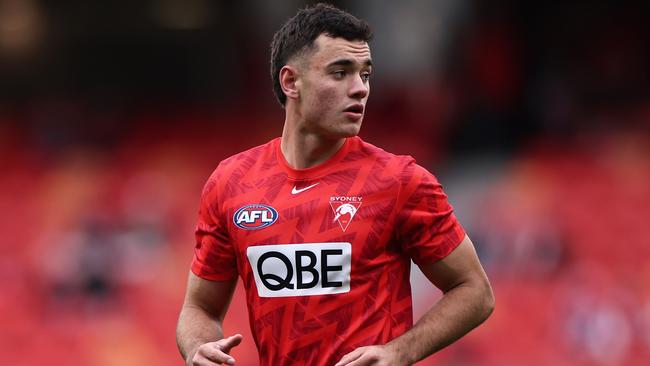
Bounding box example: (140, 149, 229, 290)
(233, 204, 278, 230)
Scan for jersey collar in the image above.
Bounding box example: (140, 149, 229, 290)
(275, 137, 353, 180)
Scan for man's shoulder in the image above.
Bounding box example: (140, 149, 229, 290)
(221, 138, 278, 166)
(209, 138, 277, 174)
(202, 138, 278, 188)
(353, 136, 417, 170)
(352, 137, 441, 187)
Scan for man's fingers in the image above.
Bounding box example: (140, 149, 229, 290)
(347, 357, 377, 366)
(194, 335, 243, 366)
(198, 346, 236, 365)
(218, 334, 243, 353)
(334, 348, 364, 366)
(345, 354, 378, 366)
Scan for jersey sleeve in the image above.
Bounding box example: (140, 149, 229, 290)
(191, 169, 238, 281)
(395, 160, 465, 265)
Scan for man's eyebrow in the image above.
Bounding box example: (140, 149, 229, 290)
(327, 58, 373, 67)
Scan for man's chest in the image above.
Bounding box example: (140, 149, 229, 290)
(221, 172, 403, 296)
(223, 172, 399, 245)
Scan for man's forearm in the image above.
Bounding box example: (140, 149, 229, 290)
(176, 304, 224, 364)
(386, 281, 494, 364)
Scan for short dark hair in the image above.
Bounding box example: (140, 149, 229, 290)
(270, 3, 373, 107)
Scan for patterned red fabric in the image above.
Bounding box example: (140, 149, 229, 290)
(191, 136, 465, 366)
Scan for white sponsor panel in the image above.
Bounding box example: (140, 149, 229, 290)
(246, 242, 351, 298)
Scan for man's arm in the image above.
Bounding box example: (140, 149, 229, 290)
(336, 235, 494, 366)
(176, 271, 242, 366)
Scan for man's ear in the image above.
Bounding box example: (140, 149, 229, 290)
(279, 65, 300, 101)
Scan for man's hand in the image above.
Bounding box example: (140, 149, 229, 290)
(187, 334, 243, 366)
(334, 344, 408, 366)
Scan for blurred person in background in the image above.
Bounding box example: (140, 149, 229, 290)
(176, 3, 493, 366)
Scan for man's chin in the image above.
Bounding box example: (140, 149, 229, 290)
(337, 128, 361, 139)
(340, 119, 363, 137)
(317, 120, 363, 140)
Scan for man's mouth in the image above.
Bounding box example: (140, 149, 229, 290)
(343, 104, 364, 114)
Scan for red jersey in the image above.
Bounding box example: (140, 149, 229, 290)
(192, 136, 465, 366)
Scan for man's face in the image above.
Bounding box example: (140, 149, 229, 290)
(295, 34, 372, 139)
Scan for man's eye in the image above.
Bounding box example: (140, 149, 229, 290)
(361, 73, 371, 82)
(333, 71, 346, 78)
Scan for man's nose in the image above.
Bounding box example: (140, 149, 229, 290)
(348, 75, 369, 99)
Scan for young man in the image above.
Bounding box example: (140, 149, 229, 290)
(177, 3, 494, 366)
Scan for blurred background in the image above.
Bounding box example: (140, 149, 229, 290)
(1, 0, 649, 365)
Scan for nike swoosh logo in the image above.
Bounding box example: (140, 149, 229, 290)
(291, 182, 320, 194)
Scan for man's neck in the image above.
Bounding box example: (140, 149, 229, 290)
(280, 117, 346, 170)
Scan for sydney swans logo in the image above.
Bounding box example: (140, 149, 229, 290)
(330, 196, 362, 231)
